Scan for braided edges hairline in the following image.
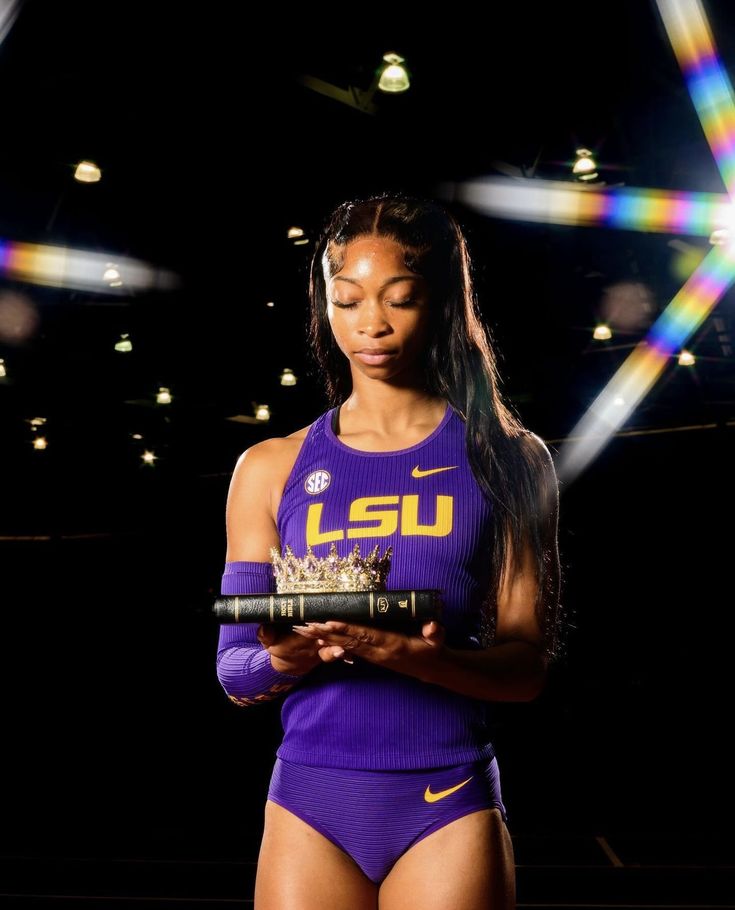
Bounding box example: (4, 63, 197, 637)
(322, 236, 429, 283)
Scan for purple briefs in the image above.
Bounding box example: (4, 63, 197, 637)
(266, 754, 508, 885)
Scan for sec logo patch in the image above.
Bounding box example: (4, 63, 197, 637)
(305, 469, 331, 495)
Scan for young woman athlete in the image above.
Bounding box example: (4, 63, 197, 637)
(216, 191, 563, 909)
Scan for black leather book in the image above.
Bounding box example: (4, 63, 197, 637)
(213, 589, 443, 627)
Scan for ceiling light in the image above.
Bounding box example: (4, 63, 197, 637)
(378, 53, 410, 93)
(74, 160, 101, 183)
(573, 148, 597, 178)
(103, 264, 123, 287)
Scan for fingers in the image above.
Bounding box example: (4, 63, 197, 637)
(315, 637, 352, 664)
(291, 622, 360, 665)
(421, 620, 446, 645)
(292, 621, 369, 647)
(260, 622, 350, 664)
(300, 632, 352, 664)
(318, 643, 348, 662)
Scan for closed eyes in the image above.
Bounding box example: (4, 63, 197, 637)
(330, 299, 415, 309)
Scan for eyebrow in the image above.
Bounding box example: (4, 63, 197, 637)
(332, 275, 418, 290)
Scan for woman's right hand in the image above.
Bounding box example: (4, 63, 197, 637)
(257, 622, 346, 675)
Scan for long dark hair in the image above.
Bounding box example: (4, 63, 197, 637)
(306, 191, 565, 662)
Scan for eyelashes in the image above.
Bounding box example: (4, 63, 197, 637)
(330, 300, 416, 309)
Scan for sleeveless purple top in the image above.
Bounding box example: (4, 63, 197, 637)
(217, 401, 497, 770)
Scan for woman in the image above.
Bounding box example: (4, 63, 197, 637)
(216, 191, 564, 909)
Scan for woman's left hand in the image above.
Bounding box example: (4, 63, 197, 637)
(290, 619, 447, 681)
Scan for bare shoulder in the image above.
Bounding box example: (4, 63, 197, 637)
(233, 418, 314, 523)
(244, 419, 311, 462)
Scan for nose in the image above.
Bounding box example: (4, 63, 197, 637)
(357, 300, 391, 336)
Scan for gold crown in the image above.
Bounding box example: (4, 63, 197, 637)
(269, 541, 393, 593)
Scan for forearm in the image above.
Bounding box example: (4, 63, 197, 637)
(216, 560, 304, 706)
(417, 640, 548, 702)
(216, 623, 305, 706)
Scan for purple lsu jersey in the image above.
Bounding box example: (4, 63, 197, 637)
(217, 400, 498, 770)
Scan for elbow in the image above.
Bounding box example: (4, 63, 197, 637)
(216, 667, 262, 707)
(216, 654, 258, 707)
(501, 675, 546, 703)
(499, 653, 548, 702)
(490, 639, 549, 702)
(520, 676, 546, 702)
(519, 659, 548, 701)
(215, 650, 295, 707)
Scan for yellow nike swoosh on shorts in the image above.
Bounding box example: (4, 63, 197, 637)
(411, 465, 458, 478)
(424, 776, 474, 803)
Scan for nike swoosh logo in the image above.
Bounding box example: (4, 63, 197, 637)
(424, 775, 473, 803)
(412, 465, 458, 478)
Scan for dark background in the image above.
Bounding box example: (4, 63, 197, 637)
(1, 0, 733, 863)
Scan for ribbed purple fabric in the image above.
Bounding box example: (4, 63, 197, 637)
(266, 755, 507, 884)
(215, 401, 498, 769)
(276, 404, 494, 770)
(216, 562, 304, 706)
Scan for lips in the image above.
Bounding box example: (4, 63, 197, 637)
(355, 349, 395, 364)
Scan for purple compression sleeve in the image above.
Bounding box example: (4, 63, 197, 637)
(216, 561, 303, 706)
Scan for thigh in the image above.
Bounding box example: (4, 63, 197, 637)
(378, 807, 516, 910)
(254, 799, 379, 910)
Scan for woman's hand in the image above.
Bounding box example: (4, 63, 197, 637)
(257, 623, 336, 676)
(257, 622, 368, 676)
(290, 620, 448, 680)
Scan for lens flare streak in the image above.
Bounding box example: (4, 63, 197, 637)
(449, 177, 735, 235)
(557, 242, 735, 479)
(0, 238, 179, 293)
(442, 0, 735, 483)
(657, 0, 735, 196)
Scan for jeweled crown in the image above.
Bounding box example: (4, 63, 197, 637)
(269, 541, 393, 593)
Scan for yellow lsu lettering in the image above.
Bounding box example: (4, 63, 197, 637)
(305, 494, 453, 546)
